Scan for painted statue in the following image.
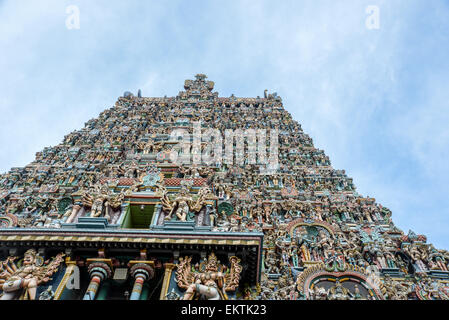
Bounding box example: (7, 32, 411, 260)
(0, 250, 64, 300)
(175, 253, 242, 300)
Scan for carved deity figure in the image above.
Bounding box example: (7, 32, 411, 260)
(327, 280, 351, 300)
(0, 250, 64, 300)
(175, 253, 242, 300)
(161, 186, 214, 222)
(81, 185, 123, 222)
(162, 188, 193, 221)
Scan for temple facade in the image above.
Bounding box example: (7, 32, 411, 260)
(0, 74, 448, 300)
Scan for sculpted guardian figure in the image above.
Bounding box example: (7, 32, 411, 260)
(175, 253, 242, 300)
(0, 249, 64, 300)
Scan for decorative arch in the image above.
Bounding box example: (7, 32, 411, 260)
(0, 213, 18, 228)
(296, 262, 385, 300)
(287, 218, 335, 237)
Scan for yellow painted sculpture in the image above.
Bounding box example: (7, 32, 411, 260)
(0, 250, 64, 300)
(175, 253, 242, 300)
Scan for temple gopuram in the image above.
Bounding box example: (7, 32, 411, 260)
(0, 74, 448, 301)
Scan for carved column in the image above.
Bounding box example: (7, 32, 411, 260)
(155, 204, 164, 226)
(129, 261, 155, 300)
(160, 263, 176, 300)
(66, 204, 81, 224)
(204, 205, 211, 226)
(83, 260, 112, 300)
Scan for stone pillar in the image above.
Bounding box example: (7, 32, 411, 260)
(129, 262, 155, 300)
(204, 205, 211, 226)
(155, 205, 164, 226)
(160, 263, 176, 300)
(66, 204, 81, 224)
(130, 275, 146, 300)
(83, 261, 112, 300)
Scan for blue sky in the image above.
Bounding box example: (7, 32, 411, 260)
(0, 1, 448, 248)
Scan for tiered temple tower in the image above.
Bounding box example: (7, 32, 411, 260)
(0, 74, 448, 300)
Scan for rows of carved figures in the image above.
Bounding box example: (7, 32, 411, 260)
(0, 74, 448, 299)
(1, 248, 448, 300)
(0, 249, 244, 301)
